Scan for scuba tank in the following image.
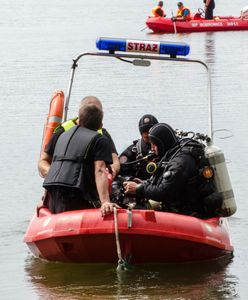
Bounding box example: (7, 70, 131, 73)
(204, 142, 237, 217)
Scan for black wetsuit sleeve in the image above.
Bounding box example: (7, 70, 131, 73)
(138, 155, 195, 202)
(119, 144, 136, 162)
(45, 127, 65, 156)
(118, 143, 137, 176)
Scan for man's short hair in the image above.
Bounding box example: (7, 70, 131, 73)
(158, 1, 163, 7)
(79, 96, 103, 111)
(79, 104, 103, 131)
(177, 2, 183, 7)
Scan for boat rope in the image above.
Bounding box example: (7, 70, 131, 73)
(171, 11, 177, 34)
(113, 207, 128, 271)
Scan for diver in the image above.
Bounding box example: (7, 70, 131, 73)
(123, 123, 222, 218)
(119, 114, 158, 181)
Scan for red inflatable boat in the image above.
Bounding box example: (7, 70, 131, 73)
(146, 14, 248, 33)
(24, 37, 236, 265)
(24, 208, 233, 263)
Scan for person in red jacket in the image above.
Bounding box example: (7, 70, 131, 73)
(152, 1, 166, 17)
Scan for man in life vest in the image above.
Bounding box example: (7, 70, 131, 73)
(43, 104, 119, 216)
(119, 114, 158, 180)
(172, 2, 191, 21)
(204, 0, 215, 20)
(152, 1, 166, 17)
(38, 96, 120, 180)
(123, 123, 222, 217)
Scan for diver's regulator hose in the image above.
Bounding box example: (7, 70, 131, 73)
(120, 152, 156, 166)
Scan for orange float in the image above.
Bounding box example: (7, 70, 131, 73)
(40, 90, 65, 154)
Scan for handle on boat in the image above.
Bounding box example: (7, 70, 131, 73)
(140, 26, 148, 32)
(171, 11, 177, 34)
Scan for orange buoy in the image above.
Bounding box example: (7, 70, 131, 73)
(40, 90, 65, 155)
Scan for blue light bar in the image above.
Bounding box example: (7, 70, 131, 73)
(96, 37, 190, 56)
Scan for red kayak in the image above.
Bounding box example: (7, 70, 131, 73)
(24, 208, 233, 263)
(146, 14, 248, 33)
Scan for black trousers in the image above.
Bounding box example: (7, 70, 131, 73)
(205, 1, 215, 20)
(48, 187, 94, 214)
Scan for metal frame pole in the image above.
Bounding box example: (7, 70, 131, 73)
(64, 52, 213, 141)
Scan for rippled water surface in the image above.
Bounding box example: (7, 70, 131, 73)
(0, 0, 248, 299)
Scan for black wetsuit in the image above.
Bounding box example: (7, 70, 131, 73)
(136, 144, 204, 216)
(119, 139, 151, 180)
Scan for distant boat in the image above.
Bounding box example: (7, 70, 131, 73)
(146, 13, 248, 33)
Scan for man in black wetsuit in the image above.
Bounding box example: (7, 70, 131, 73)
(119, 114, 158, 180)
(43, 104, 119, 215)
(124, 123, 208, 216)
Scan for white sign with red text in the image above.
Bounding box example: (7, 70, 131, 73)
(126, 40, 160, 54)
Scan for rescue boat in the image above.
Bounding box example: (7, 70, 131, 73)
(24, 37, 236, 265)
(24, 208, 233, 263)
(146, 14, 248, 34)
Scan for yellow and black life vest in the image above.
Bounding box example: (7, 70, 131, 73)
(55, 117, 103, 135)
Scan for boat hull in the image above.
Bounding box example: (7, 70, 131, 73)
(24, 208, 233, 264)
(146, 16, 248, 33)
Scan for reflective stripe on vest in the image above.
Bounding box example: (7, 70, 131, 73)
(97, 128, 103, 135)
(54, 117, 103, 135)
(54, 118, 77, 133)
(62, 118, 78, 131)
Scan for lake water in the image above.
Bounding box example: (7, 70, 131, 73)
(0, 0, 248, 299)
